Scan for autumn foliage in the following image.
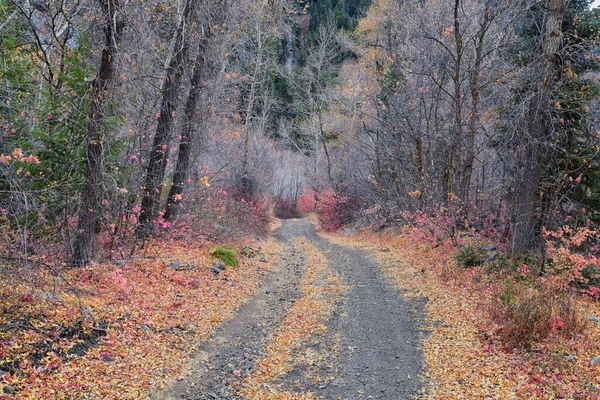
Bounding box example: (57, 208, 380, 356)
(0, 237, 281, 399)
(322, 227, 600, 399)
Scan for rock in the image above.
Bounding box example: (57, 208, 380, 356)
(214, 260, 226, 271)
(168, 262, 181, 270)
(344, 228, 355, 236)
(184, 262, 196, 270)
(487, 252, 498, 261)
(587, 315, 600, 324)
(241, 246, 258, 258)
(166, 253, 174, 259)
(311, 279, 328, 286)
(380, 248, 391, 253)
(210, 260, 226, 275)
(593, 356, 600, 364)
(484, 244, 497, 251)
(3, 385, 15, 395)
(115, 260, 127, 267)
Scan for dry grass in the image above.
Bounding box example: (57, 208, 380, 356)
(486, 281, 585, 349)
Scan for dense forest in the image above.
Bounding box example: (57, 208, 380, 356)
(2, 0, 600, 398)
(1, 0, 599, 265)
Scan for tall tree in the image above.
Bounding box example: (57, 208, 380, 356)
(72, 0, 125, 266)
(137, 0, 196, 236)
(163, 35, 207, 221)
(510, 0, 566, 252)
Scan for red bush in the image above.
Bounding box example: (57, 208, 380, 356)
(315, 188, 358, 231)
(297, 188, 317, 217)
(274, 200, 301, 219)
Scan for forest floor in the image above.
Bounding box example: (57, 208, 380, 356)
(157, 218, 425, 400)
(3, 217, 600, 399)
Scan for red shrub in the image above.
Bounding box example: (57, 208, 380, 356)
(274, 200, 301, 219)
(315, 188, 358, 231)
(297, 188, 317, 217)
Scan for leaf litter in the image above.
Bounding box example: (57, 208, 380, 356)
(321, 228, 600, 400)
(0, 236, 282, 399)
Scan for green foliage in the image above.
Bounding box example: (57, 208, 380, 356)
(308, 0, 370, 32)
(486, 251, 542, 276)
(455, 245, 487, 267)
(580, 265, 600, 288)
(211, 246, 239, 267)
(379, 61, 403, 105)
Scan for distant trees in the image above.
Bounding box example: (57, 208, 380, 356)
(324, 0, 600, 252)
(1, 0, 599, 267)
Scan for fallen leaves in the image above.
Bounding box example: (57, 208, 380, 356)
(322, 228, 600, 399)
(0, 236, 282, 399)
(239, 238, 345, 400)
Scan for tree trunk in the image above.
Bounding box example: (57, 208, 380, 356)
(460, 1, 490, 203)
(510, 0, 565, 253)
(72, 0, 124, 266)
(318, 112, 332, 183)
(164, 34, 208, 221)
(444, 0, 463, 201)
(137, 0, 195, 237)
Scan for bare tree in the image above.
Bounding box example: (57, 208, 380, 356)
(72, 0, 125, 266)
(163, 33, 209, 221)
(510, 0, 566, 253)
(137, 0, 197, 236)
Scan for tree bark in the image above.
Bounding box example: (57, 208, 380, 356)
(137, 0, 196, 237)
(163, 34, 208, 221)
(510, 0, 565, 253)
(444, 0, 463, 201)
(460, 1, 490, 204)
(72, 0, 124, 266)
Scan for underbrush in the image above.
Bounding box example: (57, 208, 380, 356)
(0, 236, 277, 398)
(322, 227, 600, 398)
(485, 279, 585, 349)
(296, 187, 360, 231)
(273, 199, 302, 219)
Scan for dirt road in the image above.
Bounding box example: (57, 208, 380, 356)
(157, 219, 425, 399)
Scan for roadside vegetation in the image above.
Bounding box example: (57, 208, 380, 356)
(2, 0, 600, 398)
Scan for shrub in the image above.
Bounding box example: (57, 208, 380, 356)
(544, 226, 600, 294)
(401, 208, 459, 245)
(455, 245, 487, 267)
(211, 246, 238, 267)
(315, 187, 359, 231)
(297, 188, 317, 216)
(274, 200, 301, 219)
(487, 280, 584, 349)
(485, 251, 541, 275)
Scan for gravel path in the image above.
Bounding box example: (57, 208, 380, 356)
(157, 218, 425, 400)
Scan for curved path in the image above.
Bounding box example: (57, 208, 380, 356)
(156, 219, 425, 400)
